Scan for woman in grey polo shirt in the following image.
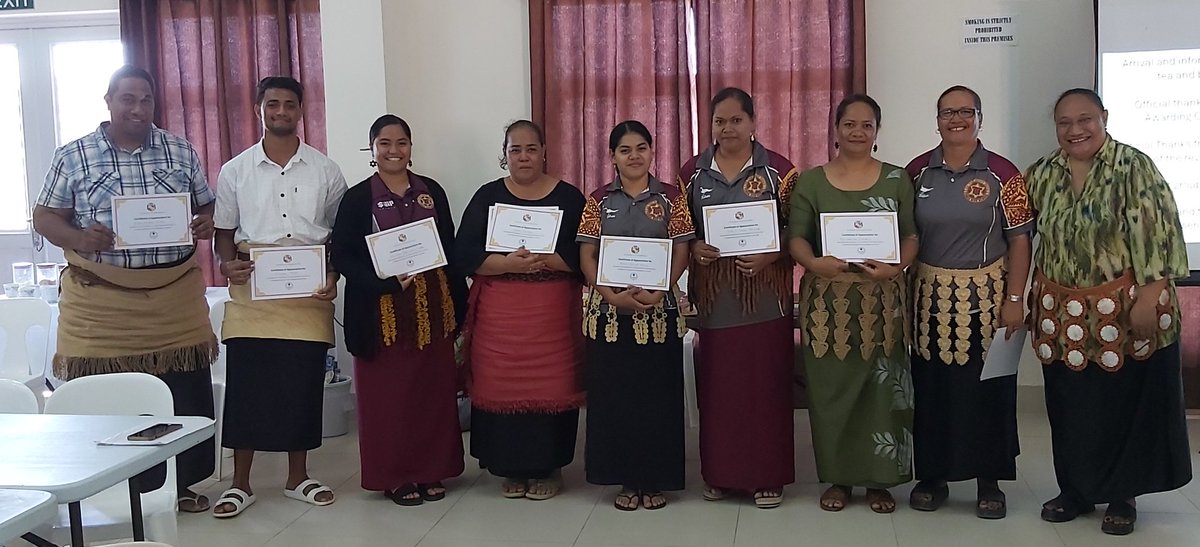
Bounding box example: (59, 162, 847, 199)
(903, 86, 1034, 519)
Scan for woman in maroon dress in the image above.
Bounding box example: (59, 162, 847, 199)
(330, 115, 466, 505)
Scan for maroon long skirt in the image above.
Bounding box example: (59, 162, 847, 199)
(695, 316, 795, 490)
(354, 336, 464, 491)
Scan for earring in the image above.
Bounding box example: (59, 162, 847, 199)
(833, 142, 840, 149)
(408, 160, 413, 167)
(369, 160, 377, 167)
(873, 144, 878, 153)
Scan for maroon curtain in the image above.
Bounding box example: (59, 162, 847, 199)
(530, 0, 694, 196)
(120, 0, 326, 284)
(693, 0, 865, 172)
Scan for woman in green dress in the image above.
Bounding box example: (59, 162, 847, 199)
(789, 94, 919, 514)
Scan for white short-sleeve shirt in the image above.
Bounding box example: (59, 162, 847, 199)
(214, 140, 348, 245)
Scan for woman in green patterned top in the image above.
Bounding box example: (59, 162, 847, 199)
(1025, 88, 1191, 536)
(789, 94, 919, 514)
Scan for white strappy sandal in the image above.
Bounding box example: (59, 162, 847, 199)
(283, 478, 336, 506)
(212, 487, 256, 518)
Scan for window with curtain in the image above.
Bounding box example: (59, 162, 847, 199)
(120, 0, 326, 285)
(530, 0, 865, 197)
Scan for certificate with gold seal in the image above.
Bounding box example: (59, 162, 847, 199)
(111, 193, 193, 250)
(819, 211, 901, 263)
(701, 201, 780, 257)
(596, 235, 673, 291)
(249, 245, 326, 300)
(365, 217, 448, 279)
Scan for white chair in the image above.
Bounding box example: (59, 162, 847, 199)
(0, 377, 39, 413)
(0, 297, 50, 407)
(41, 372, 179, 546)
(208, 295, 230, 480)
(101, 542, 174, 547)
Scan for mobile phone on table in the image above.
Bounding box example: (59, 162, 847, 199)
(127, 423, 183, 441)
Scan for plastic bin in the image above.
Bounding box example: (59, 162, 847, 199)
(321, 376, 353, 438)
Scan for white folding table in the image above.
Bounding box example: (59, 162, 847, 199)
(0, 489, 56, 546)
(0, 414, 214, 546)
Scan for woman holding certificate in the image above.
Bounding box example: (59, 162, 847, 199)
(789, 94, 919, 514)
(454, 120, 586, 500)
(578, 120, 694, 511)
(1024, 89, 1190, 536)
(330, 115, 467, 506)
(903, 86, 1033, 519)
(679, 87, 798, 509)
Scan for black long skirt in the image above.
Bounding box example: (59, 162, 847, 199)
(221, 338, 327, 452)
(584, 312, 685, 492)
(160, 367, 216, 489)
(471, 409, 579, 479)
(912, 322, 1019, 482)
(1043, 343, 1191, 503)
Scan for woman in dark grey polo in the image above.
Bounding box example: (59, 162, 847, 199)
(903, 86, 1034, 519)
(578, 121, 694, 511)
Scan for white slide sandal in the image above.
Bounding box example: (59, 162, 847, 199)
(283, 478, 336, 506)
(212, 487, 256, 518)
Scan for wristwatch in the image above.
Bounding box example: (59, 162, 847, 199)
(1007, 294, 1022, 303)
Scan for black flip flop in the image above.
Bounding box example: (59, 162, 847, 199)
(909, 481, 949, 512)
(386, 483, 424, 506)
(1101, 500, 1136, 535)
(641, 491, 667, 510)
(976, 485, 1007, 519)
(1040, 494, 1095, 523)
(419, 482, 446, 502)
(613, 489, 640, 511)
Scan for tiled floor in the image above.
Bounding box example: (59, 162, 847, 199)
(30, 412, 1200, 546)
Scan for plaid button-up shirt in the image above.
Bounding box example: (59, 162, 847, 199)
(37, 122, 214, 268)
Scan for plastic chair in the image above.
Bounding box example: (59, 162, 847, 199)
(0, 377, 39, 413)
(41, 372, 179, 546)
(208, 295, 230, 480)
(101, 542, 174, 547)
(101, 542, 173, 547)
(0, 297, 50, 407)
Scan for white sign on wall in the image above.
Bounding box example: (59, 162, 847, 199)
(962, 16, 1017, 47)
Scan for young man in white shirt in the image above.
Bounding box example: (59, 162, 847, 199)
(211, 76, 347, 517)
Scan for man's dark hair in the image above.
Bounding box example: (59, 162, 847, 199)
(256, 76, 304, 105)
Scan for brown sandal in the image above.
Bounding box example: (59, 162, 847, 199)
(820, 485, 851, 512)
(866, 488, 896, 514)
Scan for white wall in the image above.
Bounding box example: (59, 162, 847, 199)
(319, 0, 387, 186)
(867, 0, 1095, 169)
(866, 0, 1096, 386)
(380, 0, 531, 221)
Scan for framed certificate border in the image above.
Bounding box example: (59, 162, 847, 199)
(365, 216, 448, 278)
(249, 245, 327, 300)
(819, 211, 901, 263)
(111, 193, 193, 250)
(484, 203, 564, 254)
(700, 201, 781, 257)
(596, 235, 673, 291)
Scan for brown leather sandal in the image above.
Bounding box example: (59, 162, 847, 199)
(820, 484, 851, 512)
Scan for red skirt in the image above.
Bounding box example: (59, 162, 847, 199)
(354, 336, 464, 490)
(466, 277, 584, 412)
(695, 316, 795, 489)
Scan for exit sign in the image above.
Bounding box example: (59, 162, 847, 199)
(0, 0, 34, 11)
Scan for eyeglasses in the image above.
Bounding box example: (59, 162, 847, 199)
(938, 107, 979, 120)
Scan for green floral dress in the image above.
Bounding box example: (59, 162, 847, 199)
(790, 163, 917, 488)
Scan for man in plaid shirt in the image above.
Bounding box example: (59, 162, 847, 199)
(31, 65, 219, 513)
